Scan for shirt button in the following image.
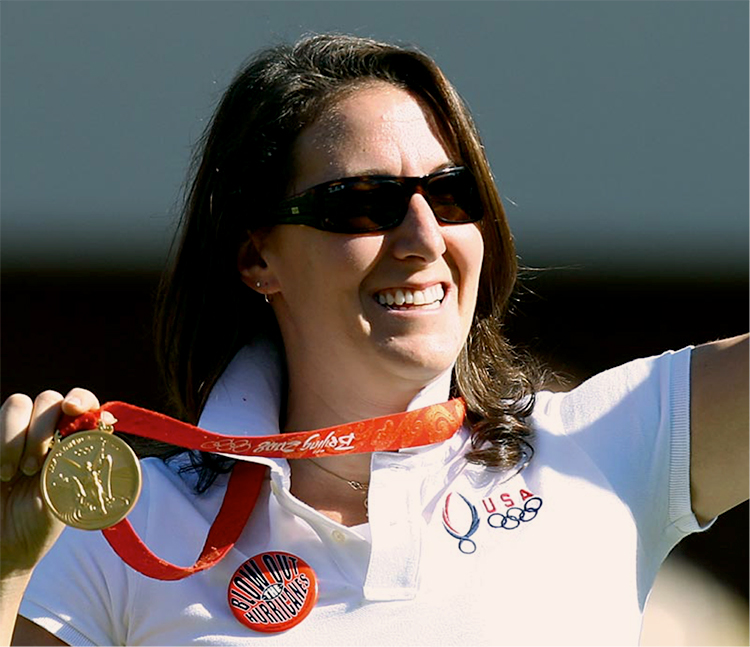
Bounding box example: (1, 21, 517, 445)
(332, 530, 346, 543)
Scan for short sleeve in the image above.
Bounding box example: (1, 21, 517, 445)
(551, 347, 710, 557)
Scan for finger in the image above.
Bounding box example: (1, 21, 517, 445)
(61, 388, 101, 416)
(22, 390, 65, 476)
(0, 393, 34, 481)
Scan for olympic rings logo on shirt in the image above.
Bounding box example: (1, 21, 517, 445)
(442, 490, 544, 554)
(487, 497, 543, 530)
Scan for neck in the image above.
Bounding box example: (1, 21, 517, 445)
(282, 365, 454, 433)
(283, 367, 453, 525)
(290, 455, 372, 526)
(283, 386, 405, 490)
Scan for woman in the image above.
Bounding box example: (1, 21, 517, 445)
(2, 34, 747, 645)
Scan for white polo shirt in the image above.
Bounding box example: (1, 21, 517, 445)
(21, 341, 707, 645)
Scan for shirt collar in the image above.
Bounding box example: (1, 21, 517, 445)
(195, 337, 466, 522)
(197, 335, 454, 440)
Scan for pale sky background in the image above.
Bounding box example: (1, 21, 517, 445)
(2, 0, 747, 276)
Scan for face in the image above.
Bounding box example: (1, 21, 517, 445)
(245, 83, 484, 405)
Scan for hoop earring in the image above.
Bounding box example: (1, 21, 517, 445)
(256, 281, 271, 304)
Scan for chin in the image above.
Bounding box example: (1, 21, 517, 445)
(376, 336, 461, 384)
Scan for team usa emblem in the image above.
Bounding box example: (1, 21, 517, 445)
(442, 488, 544, 554)
(227, 551, 318, 632)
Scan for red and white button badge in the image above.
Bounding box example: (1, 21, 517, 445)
(228, 552, 318, 632)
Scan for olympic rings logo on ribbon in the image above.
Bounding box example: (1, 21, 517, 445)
(487, 497, 543, 530)
(442, 492, 481, 554)
(200, 438, 256, 453)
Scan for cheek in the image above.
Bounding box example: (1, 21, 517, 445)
(337, 237, 385, 274)
(450, 227, 484, 289)
(274, 236, 383, 301)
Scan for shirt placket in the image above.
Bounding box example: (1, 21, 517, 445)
(363, 452, 422, 601)
(267, 464, 372, 586)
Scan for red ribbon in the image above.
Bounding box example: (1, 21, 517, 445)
(59, 399, 466, 458)
(58, 399, 466, 580)
(102, 461, 264, 580)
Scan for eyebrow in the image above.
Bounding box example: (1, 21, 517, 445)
(341, 162, 460, 178)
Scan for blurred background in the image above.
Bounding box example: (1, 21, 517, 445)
(1, 2, 747, 643)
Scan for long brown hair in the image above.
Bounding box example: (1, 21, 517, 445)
(153, 34, 539, 488)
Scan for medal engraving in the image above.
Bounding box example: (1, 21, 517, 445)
(41, 429, 142, 530)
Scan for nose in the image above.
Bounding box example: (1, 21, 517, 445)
(389, 193, 447, 262)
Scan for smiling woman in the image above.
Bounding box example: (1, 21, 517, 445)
(240, 84, 487, 508)
(243, 84, 485, 426)
(1, 33, 747, 646)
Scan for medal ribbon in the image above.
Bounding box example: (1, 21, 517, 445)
(57, 398, 466, 580)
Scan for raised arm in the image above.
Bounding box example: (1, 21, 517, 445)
(689, 333, 749, 524)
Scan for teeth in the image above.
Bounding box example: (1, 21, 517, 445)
(376, 285, 445, 308)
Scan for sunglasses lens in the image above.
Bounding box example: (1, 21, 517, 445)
(427, 170, 480, 224)
(320, 180, 406, 233)
(300, 167, 481, 233)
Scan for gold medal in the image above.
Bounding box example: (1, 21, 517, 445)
(41, 423, 142, 531)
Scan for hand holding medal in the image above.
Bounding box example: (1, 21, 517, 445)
(0, 389, 102, 580)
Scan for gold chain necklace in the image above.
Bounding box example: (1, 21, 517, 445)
(308, 460, 370, 515)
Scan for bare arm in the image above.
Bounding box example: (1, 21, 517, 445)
(0, 389, 99, 646)
(690, 333, 749, 524)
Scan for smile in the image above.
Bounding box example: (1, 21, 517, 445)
(375, 284, 445, 309)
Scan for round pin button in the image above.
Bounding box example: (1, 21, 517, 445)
(227, 551, 318, 633)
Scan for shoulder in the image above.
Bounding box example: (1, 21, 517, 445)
(523, 346, 702, 541)
(531, 346, 693, 436)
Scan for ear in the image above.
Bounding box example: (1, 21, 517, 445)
(237, 229, 280, 296)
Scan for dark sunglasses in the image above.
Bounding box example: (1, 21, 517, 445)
(271, 166, 483, 233)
